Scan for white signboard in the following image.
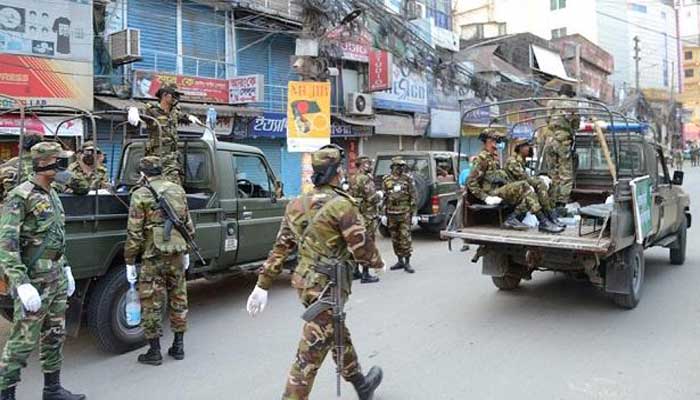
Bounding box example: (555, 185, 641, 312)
(373, 65, 428, 113)
(229, 74, 264, 104)
(432, 26, 459, 52)
(0, 115, 83, 137)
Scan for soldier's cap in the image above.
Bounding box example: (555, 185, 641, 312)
(479, 128, 505, 142)
(390, 156, 407, 166)
(311, 148, 342, 173)
(155, 83, 183, 99)
(81, 140, 101, 152)
(30, 142, 72, 161)
(139, 156, 162, 171)
(512, 138, 532, 149)
(355, 155, 371, 166)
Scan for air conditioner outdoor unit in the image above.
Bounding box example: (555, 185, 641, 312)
(109, 28, 142, 65)
(407, 1, 427, 20)
(346, 93, 373, 116)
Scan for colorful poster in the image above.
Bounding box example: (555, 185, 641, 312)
(0, 1, 93, 62)
(368, 49, 392, 92)
(0, 54, 93, 109)
(373, 64, 428, 113)
(0, 114, 83, 136)
(286, 81, 331, 152)
(228, 74, 264, 104)
(133, 70, 230, 104)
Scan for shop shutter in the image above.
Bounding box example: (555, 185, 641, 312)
(100, 141, 123, 181)
(129, 0, 178, 73)
(363, 136, 400, 159)
(181, 1, 227, 78)
(281, 147, 302, 197)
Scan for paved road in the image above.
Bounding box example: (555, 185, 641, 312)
(3, 169, 700, 400)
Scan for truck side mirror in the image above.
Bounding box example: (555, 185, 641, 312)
(274, 180, 284, 199)
(672, 170, 684, 186)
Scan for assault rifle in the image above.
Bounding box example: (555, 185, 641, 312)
(140, 173, 205, 264)
(301, 259, 349, 397)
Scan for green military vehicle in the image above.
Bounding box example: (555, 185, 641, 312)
(0, 136, 288, 353)
(444, 123, 691, 309)
(373, 151, 466, 236)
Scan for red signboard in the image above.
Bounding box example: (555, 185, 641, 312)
(326, 27, 372, 63)
(133, 70, 230, 104)
(368, 50, 392, 92)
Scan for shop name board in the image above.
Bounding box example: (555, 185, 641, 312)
(326, 27, 371, 63)
(249, 112, 370, 138)
(133, 70, 230, 104)
(373, 65, 428, 113)
(368, 49, 392, 92)
(229, 74, 264, 104)
(0, 114, 83, 137)
(462, 99, 492, 124)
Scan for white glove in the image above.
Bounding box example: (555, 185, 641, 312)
(380, 216, 388, 226)
(182, 254, 190, 271)
(64, 266, 76, 297)
(376, 191, 384, 200)
(16, 283, 41, 313)
(485, 196, 503, 205)
(127, 106, 141, 127)
(411, 216, 419, 226)
(246, 286, 268, 317)
(188, 115, 203, 125)
(539, 176, 552, 189)
(126, 264, 137, 284)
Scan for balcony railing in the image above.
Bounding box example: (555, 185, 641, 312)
(136, 49, 234, 79)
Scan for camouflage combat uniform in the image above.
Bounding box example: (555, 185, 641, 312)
(348, 168, 380, 244)
(0, 145, 69, 390)
(505, 153, 555, 212)
(256, 150, 383, 400)
(382, 163, 416, 259)
(467, 149, 543, 215)
(0, 155, 32, 203)
(144, 102, 189, 185)
(65, 162, 108, 193)
(123, 160, 194, 340)
(544, 96, 578, 205)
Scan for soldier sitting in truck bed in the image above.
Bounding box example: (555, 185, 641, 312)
(466, 129, 564, 234)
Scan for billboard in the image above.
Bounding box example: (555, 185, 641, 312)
(373, 64, 428, 113)
(228, 74, 264, 104)
(286, 81, 331, 152)
(133, 70, 230, 104)
(368, 49, 392, 92)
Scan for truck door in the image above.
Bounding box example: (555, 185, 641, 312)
(233, 152, 284, 264)
(653, 149, 677, 238)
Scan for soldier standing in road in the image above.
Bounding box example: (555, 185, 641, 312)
(382, 157, 417, 273)
(348, 156, 381, 284)
(505, 139, 564, 227)
(143, 84, 201, 184)
(123, 156, 195, 366)
(0, 142, 85, 400)
(65, 141, 110, 194)
(245, 145, 384, 400)
(467, 129, 564, 234)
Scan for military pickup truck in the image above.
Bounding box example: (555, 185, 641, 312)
(373, 151, 466, 236)
(443, 129, 691, 309)
(0, 136, 288, 353)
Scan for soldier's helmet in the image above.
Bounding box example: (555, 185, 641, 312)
(355, 155, 371, 167)
(478, 128, 504, 143)
(139, 156, 162, 173)
(390, 156, 407, 167)
(22, 132, 43, 151)
(155, 83, 183, 100)
(311, 147, 343, 173)
(30, 142, 72, 162)
(512, 138, 531, 150)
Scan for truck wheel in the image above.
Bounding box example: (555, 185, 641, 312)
(378, 223, 390, 238)
(0, 307, 12, 322)
(87, 267, 146, 354)
(612, 244, 645, 309)
(670, 219, 687, 265)
(492, 274, 521, 290)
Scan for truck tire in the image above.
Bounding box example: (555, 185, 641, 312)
(413, 175, 430, 212)
(87, 267, 146, 354)
(492, 274, 521, 290)
(612, 244, 645, 309)
(0, 307, 12, 322)
(670, 219, 687, 265)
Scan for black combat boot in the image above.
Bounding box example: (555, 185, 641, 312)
(1, 386, 15, 400)
(555, 202, 569, 218)
(349, 366, 383, 400)
(42, 371, 86, 400)
(361, 267, 380, 284)
(503, 212, 529, 230)
(403, 257, 415, 273)
(168, 332, 185, 360)
(137, 338, 163, 366)
(389, 257, 404, 270)
(546, 209, 567, 228)
(353, 268, 363, 280)
(536, 212, 565, 234)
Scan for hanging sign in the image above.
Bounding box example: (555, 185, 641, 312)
(286, 81, 331, 152)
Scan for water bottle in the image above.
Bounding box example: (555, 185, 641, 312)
(125, 283, 141, 327)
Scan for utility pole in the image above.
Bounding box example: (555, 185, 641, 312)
(634, 36, 641, 91)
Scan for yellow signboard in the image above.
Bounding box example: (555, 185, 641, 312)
(287, 81, 331, 152)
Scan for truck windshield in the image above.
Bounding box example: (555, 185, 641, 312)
(576, 143, 643, 174)
(375, 157, 431, 181)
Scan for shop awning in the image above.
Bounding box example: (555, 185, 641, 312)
(531, 45, 576, 83)
(375, 114, 421, 136)
(335, 114, 377, 127)
(94, 96, 261, 118)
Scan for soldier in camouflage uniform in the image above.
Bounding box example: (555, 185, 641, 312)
(382, 157, 417, 273)
(65, 141, 110, 194)
(467, 129, 564, 233)
(544, 84, 579, 211)
(348, 156, 381, 284)
(0, 133, 42, 203)
(143, 84, 200, 185)
(505, 139, 565, 228)
(0, 142, 85, 400)
(123, 156, 195, 366)
(246, 145, 384, 400)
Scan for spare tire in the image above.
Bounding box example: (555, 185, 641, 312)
(412, 174, 430, 212)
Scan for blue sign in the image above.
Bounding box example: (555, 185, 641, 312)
(247, 113, 371, 138)
(511, 123, 534, 139)
(461, 99, 493, 124)
(373, 65, 428, 113)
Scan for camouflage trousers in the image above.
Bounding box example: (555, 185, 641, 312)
(138, 254, 188, 339)
(387, 213, 412, 257)
(145, 146, 182, 185)
(0, 275, 68, 389)
(282, 289, 361, 400)
(492, 181, 542, 215)
(545, 140, 573, 204)
(358, 218, 377, 274)
(527, 177, 555, 211)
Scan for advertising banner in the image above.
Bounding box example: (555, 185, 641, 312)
(229, 74, 264, 104)
(326, 27, 371, 63)
(368, 49, 392, 92)
(429, 109, 460, 138)
(0, 114, 83, 136)
(630, 175, 653, 244)
(133, 70, 230, 103)
(287, 81, 331, 152)
(0, 54, 92, 109)
(0, 0, 93, 62)
(248, 112, 370, 139)
(373, 64, 428, 113)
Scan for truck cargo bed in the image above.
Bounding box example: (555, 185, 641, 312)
(443, 225, 611, 253)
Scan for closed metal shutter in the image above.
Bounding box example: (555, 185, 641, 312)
(181, 1, 226, 78)
(129, 0, 178, 73)
(363, 135, 400, 159)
